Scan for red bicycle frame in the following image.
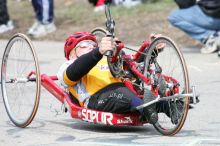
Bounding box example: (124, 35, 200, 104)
(32, 36, 181, 127)
(109, 40, 180, 98)
(40, 74, 145, 126)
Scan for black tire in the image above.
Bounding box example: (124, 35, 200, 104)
(1, 33, 41, 128)
(143, 36, 190, 136)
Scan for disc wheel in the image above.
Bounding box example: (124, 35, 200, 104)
(143, 36, 190, 136)
(1, 33, 41, 128)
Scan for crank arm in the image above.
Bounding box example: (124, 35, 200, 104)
(135, 94, 188, 110)
(135, 88, 199, 110)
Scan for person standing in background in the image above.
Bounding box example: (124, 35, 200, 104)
(88, 0, 141, 12)
(0, 0, 14, 34)
(28, 0, 56, 38)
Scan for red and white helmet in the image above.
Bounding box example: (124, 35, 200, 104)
(64, 32, 97, 60)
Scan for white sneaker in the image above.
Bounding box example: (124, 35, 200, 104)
(201, 32, 220, 54)
(0, 20, 14, 33)
(94, 5, 105, 12)
(27, 20, 40, 35)
(29, 22, 56, 38)
(122, 0, 141, 8)
(113, 0, 141, 8)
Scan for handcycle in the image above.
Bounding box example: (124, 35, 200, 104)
(1, 3, 198, 136)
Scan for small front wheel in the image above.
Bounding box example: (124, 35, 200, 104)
(91, 27, 107, 44)
(1, 33, 41, 128)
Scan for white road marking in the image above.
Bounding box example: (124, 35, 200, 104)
(188, 65, 202, 72)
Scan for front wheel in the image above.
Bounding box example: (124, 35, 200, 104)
(91, 27, 107, 44)
(1, 33, 41, 128)
(144, 36, 190, 136)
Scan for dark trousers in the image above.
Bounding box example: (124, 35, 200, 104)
(88, 83, 143, 114)
(0, 0, 9, 25)
(87, 83, 170, 117)
(32, 0, 54, 24)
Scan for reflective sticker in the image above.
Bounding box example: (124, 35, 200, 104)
(117, 117, 133, 124)
(81, 109, 113, 125)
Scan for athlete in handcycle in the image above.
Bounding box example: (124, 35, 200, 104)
(1, 2, 199, 136)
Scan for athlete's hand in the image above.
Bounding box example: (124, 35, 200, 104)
(99, 37, 117, 55)
(150, 33, 166, 51)
(150, 33, 162, 41)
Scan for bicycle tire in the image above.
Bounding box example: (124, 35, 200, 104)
(91, 27, 107, 44)
(143, 36, 190, 136)
(1, 33, 41, 128)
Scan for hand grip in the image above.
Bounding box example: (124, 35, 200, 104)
(104, 39, 121, 57)
(104, 50, 113, 57)
(104, 33, 114, 57)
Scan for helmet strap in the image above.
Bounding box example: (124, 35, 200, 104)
(75, 48, 79, 58)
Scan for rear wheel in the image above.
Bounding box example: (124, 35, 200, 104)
(1, 33, 41, 127)
(143, 36, 190, 136)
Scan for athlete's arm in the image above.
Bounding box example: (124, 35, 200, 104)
(65, 48, 103, 81)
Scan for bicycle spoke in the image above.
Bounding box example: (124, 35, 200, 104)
(1, 33, 40, 127)
(144, 36, 189, 135)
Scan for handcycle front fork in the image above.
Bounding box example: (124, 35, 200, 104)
(135, 85, 199, 110)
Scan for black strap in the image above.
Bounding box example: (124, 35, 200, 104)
(69, 92, 81, 106)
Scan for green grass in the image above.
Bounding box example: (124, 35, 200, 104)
(4, 0, 185, 45)
(8, 0, 176, 26)
(112, 0, 175, 17)
(55, 0, 176, 25)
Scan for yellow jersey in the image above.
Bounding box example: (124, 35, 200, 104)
(57, 58, 121, 107)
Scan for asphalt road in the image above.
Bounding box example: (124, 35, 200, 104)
(0, 38, 220, 146)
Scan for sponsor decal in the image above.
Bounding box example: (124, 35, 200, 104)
(81, 109, 113, 125)
(109, 93, 124, 99)
(97, 65, 109, 71)
(117, 117, 133, 124)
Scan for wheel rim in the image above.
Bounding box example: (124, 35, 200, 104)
(1, 34, 40, 127)
(91, 28, 107, 44)
(144, 37, 189, 135)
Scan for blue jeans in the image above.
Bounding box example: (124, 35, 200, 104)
(32, 0, 54, 24)
(168, 5, 220, 42)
